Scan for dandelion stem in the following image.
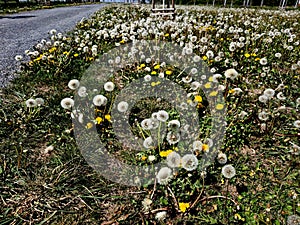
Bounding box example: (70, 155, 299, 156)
(185, 176, 205, 214)
(150, 177, 157, 200)
(167, 185, 179, 212)
(199, 195, 237, 205)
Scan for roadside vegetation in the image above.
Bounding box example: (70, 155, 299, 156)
(0, 4, 299, 224)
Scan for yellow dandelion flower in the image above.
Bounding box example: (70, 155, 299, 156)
(194, 95, 202, 102)
(141, 156, 147, 161)
(164, 33, 169, 37)
(204, 82, 211, 89)
(151, 81, 161, 87)
(63, 51, 69, 55)
(159, 150, 173, 157)
(86, 122, 93, 129)
(105, 114, 111, 122)
(95, 117, 103, 124)
(251, 53, 257, 57)
(249, 170, 255, 177)
(151, 71, 157, 75)
(220, 38, 224, 41)
(49, 47, 56, 53)
(179, 202, 190, 213)
(165, 70, 172, 75)
(202, 144, 209, 151)
(244, 53, 250, 58)
(154, 64, 160, 70)
(120, 39, 125, 44)
(74, 53, 79, 57)
(209, 91, 218, 96)
(228, 89, 235, 94)
(255, 57, 260, 61)
(208, 76, 214, 82)
(216, 103, 224, 110)
(202, 56, 208, 61)
(140, 63, 146, 68)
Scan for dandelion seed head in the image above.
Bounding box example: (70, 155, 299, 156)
(68, 79, 80, 90)
(78, 86, 88, 97)
(93, 95, 107, 106)
(143, 136, 154, 149)
(217, 152, 227, 164)
(26, 99, 37, 108)
(117, 101, 129, 112)
(156, 167, 172, 185)
(104, 81, 115, 92)
(222, 164, 236, 179)
(224, 68, 238, 80)
(181, 154, 198, 171)
(166, 151, 181, 168)
(157, 110, 169, 122)
(166, 131, 181, 145)
(60, 98, 74, 110)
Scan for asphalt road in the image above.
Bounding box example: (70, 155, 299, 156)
(0, 4, 106, 87)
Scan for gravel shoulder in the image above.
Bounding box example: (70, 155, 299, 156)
(0, 4, 106, 88)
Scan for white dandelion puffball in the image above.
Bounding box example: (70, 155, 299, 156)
(258, 95, 268, 103)
(166, 151, 181, 168)
(15, 55, 23, 61)
(156, 167, 172, 184)
(148, 155, 156, 162)
(217, 153, 227, 164)
(155, 211, 167, 221)
(141, 118, 154, 130)
(78, 86, 88, 97)
(151, 118, 160, 129)
(191, 81, 201, 90)
(276, 92, 286, 100)
(168, 120, 181, 129)
(143, 136, 154, 149)
(68, 79, 80, 90)
(166, 131, 181, 145)
(117, 101, 129, 112)
(157, 110, 169, 122)
(104, 81, 115, 92)
(144, 75, 152, 82)
(222, 164, 236, 179)
(263, 88, 275, 98)
(294, 120, 300, 128)
(224, 68, 238, 80)
(93, 95, 107, 106)
(60, 98, 74, 110)
(35, 98, 44, 106)
(25, 99, 37, 108)
(181, 154, 198, 171)
(259, 58, 268, 65)
(193, 55, 201, 62)
(193, 140, 203, 151)
(258, 111, 269, 121)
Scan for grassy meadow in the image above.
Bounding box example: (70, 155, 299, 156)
(0, 5, 299, 224)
